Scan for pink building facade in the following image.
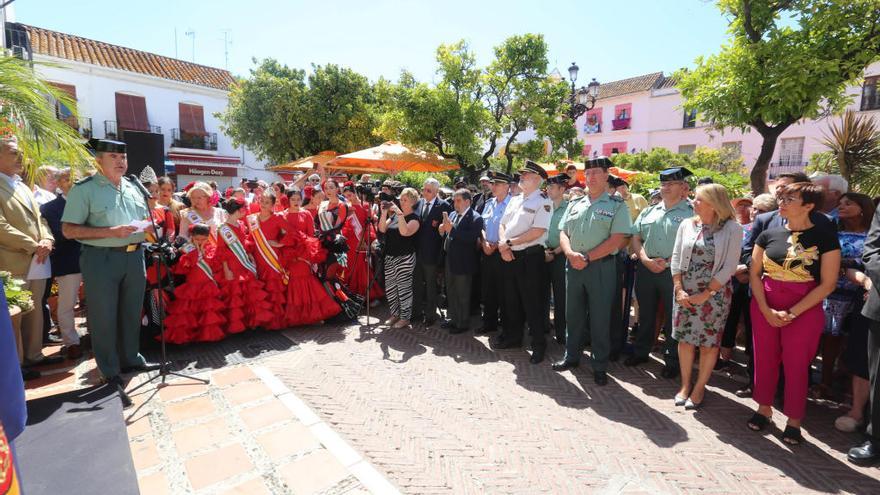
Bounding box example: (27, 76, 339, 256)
(574, 62, 880, 178)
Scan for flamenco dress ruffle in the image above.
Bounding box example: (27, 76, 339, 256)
(283, 231, 341, 326)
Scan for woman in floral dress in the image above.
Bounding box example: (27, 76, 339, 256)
(670, 184, 743, 409)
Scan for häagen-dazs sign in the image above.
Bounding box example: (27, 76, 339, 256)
(175, 164, 238, 177)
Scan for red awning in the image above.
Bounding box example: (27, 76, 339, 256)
(115, 93, 149, 132)
(179, 103, 207, 136)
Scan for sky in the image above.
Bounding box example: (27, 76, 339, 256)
(11, 0, 732, 85)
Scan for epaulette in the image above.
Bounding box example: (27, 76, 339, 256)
(74, 176, 94, 185)
(610, 195, 624, 202)
(540, 192, 548, 199)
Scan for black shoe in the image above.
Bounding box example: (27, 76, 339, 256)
(529, 349, 545, 364)
(660, 365, 679, 379)
(474, 326, 495, 335)
(554, 335, 566, 345)
(848, 440, 880, 465)
(551, 360, 578, 371)
(440, 320, 454, 329)
(449, 326, 469, 335)
(609, 352, 620, 363)
(714, 359, 731, 371)
(735, 385, 753, 398)
(624, 355, 649, 367)
(121, 361, 162, 373)
(594, 371, 608, 386)
(424, 316, 437, 327)
(43, 333, 63, 345)
(21, 368, 41, 381)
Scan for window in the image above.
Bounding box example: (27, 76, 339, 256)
(722, 141, 742, 158)
(49, 83, 77, 128)
(779, 137, 805, 166)
(582, 144, 592, 157)
(583, 109, 602, 134)
(179, 103, 207, 137)
(115, 93, 149, 133)
(683, 109, 697, 128)
(678, 144, 696, 155)
(602, 141, 627, 156)
(612, 103, 632, 130)
(862, 76, 879, 111)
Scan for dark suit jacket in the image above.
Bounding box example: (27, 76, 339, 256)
(444, 208, 484, 275)
(741, 209, 835, 265)
(862, 208, 880, 322)
(473, 192, 491, 214)
(415, 197, 453, 263)
(40, 196, 80, 276)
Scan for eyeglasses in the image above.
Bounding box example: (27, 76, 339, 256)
(777, 195, 801, 205)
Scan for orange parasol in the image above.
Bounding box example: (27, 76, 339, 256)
(270, 151, 338, 172)
(334, 141, 459, 173)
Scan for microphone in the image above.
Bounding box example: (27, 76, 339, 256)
(127, 174, 152, 199)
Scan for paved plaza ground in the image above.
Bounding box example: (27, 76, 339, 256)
(26, 313, 880, 494)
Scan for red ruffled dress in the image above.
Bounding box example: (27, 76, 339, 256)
(163, 245, 226, 343)
(282, 210, 341, 326)
(215, 221, 274, 333)
(342, 203, 384, 300)
(249, 213, 289, 330)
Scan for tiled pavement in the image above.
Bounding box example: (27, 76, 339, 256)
(264, 318, 880, 494)
(24, 315, 880, 494)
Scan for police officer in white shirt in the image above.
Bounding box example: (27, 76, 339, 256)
(492, 161, 553, 364)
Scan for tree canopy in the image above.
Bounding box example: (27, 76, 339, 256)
(218, 59, 380, 164)
(676, 0, 880, 194)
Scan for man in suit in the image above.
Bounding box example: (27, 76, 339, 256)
(439, 189, 484, 333)
(0, 134, 55, 379)
(472, 175, 492, 214)
(40, 168, 83, 360)
(851, 201, 880, 465)
(412, 177, 452, 326)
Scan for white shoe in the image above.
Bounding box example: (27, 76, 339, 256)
(834, 415, 864, 432)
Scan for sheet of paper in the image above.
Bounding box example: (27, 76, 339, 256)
(26, 254, 51, 280)
(128, 219, 152, 232)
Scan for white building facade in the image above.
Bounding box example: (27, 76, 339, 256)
(4, 22, 274, 189)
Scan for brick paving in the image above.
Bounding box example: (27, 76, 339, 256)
(263, 316, 880, 495)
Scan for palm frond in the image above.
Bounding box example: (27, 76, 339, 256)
(0, 55, 92, 183)
(821, 110, 880, 196)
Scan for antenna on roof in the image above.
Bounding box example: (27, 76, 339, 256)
(220, 29, 232, 70)
(185, 29, 195, 63)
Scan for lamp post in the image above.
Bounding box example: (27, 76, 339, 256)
(565, 62, 600, 156)
(567, 62, 599, 120)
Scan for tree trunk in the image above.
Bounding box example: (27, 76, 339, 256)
(504, 129, 520, 175)
(750, 125, 787, 195)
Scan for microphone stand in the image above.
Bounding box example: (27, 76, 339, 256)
(124, 175, 208, 406)
(360, 192, 377, 330)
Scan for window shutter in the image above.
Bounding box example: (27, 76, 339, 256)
(179, 103, 207, 136)
(116, 93, 149, 133)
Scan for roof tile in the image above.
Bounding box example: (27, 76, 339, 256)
(21, 24, 235, 91)
(596, 72, 665, 100)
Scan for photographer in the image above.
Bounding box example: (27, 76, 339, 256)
(343, 182, 384, 302)
(378, 187, 421, 329)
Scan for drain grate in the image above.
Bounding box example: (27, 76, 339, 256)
(143, 330, 299, 373)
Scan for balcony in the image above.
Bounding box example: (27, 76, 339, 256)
(583, 122, 601, 134)
(611, 118, 631, 131)
(77, 118, 92, 140)
(104, 120, 161, 140)
(768, 160, 807, 179)
(171, 128, 218, 151)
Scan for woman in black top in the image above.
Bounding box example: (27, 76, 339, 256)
(378, 187, 421, 328)
(747, 182, 841, 445)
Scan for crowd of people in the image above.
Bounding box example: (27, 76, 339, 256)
(2, 134, 880, 464)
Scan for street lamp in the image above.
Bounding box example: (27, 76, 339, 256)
(566, 62, 599, 120)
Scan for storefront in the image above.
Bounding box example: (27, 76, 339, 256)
(168, 152, 242, 190)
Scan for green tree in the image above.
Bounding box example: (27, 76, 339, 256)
(218, 59, 380, 164)
(0, 56, 91, 181)
(676, 0, 880, 195)
(808, 110, 880, 194)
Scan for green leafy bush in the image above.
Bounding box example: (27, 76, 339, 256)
(1, 271, 33, 313)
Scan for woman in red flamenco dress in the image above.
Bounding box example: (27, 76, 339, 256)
(282, 189, 341, 327)
(163, 224, 226, 343)
(342, 182, 384, 302)
(247, 191, 289, 330)
(215, 198, 274, 333)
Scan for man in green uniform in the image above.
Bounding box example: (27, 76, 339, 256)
(552, 157, 631, 385)
(625, 167, 694, 379)
(61, 139, 158, 385)
(542, 173, 569, 345)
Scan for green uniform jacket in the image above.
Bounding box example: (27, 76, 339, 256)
(61, 174, 148, 247)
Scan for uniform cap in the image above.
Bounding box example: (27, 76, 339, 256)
(547, 173, 570, 186)
(584, 156, 613, 170)
(659, 167, 693, 182)
(88, 138, 126, 154)
(518, 160, 548, 180)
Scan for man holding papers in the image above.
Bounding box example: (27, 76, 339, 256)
(61, 139, 159, 386)
(0, 133, 55, 379)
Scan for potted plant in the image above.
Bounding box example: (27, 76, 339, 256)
(2, 271, 34, 324)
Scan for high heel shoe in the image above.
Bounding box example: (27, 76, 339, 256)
(684, 398, 702, 410)
(674, 394, 687, 407)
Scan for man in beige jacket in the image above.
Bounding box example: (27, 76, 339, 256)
(0, 134, 55, 379)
